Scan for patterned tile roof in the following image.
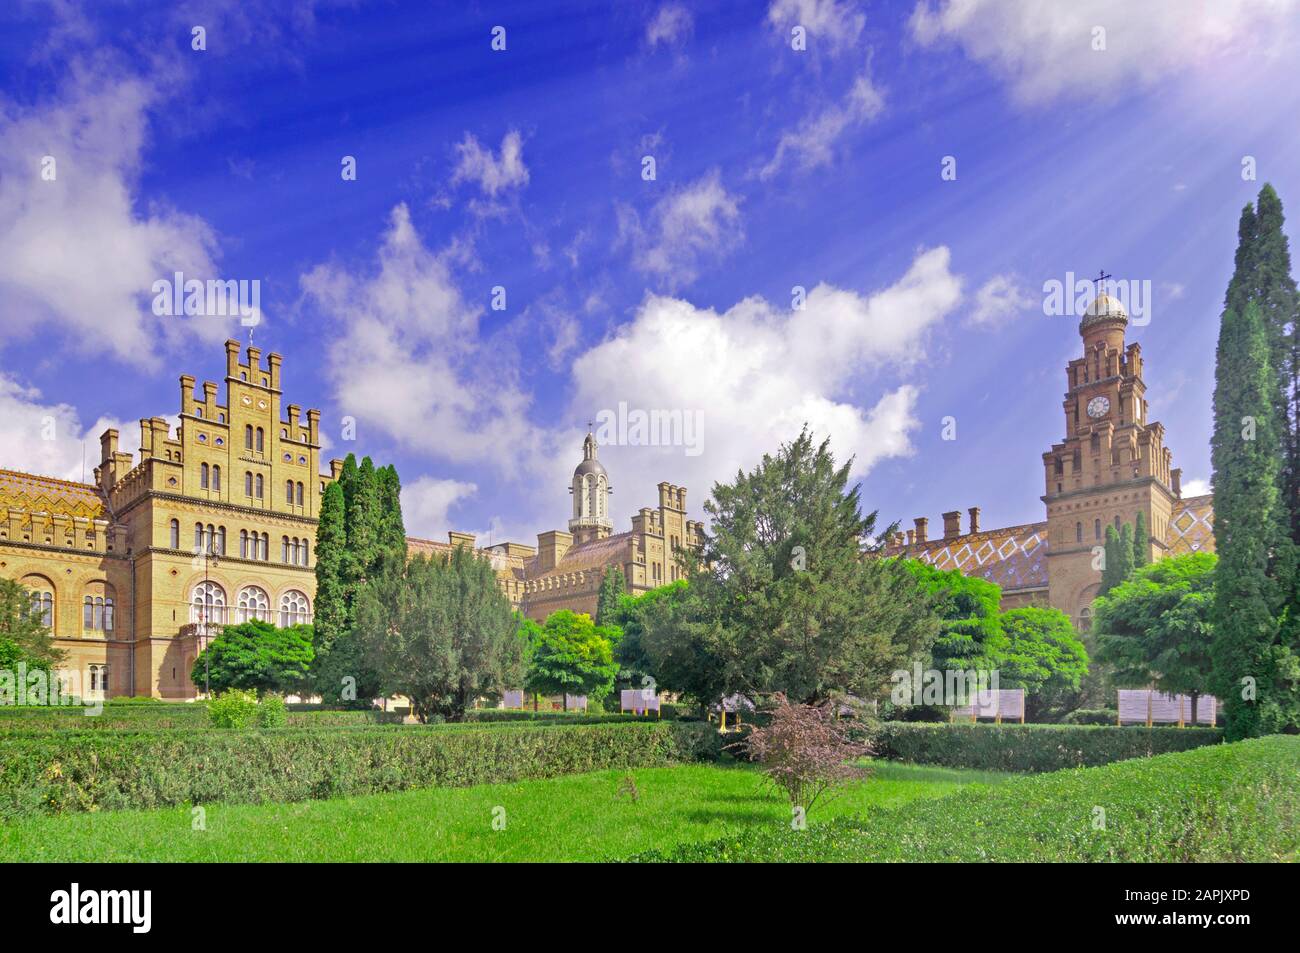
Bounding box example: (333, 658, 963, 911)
(884, 521, 1050, 593)
(1166, 494, 1214, 555)
(0, 468, 106, 519)
(525, 531, 632, 581)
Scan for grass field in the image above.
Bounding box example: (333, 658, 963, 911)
(0, 761, 1010, 862)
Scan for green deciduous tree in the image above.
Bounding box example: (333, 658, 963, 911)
(0, 578, 64, 674)
(191, 620, 314, 697)
(1094, 552, 1216, 724)
(523, 609, 620, 708)
(639, 429, 939, 706)
(996, 607, 1089, 720)
(905, 562, 1006, 677)
(355, 548, 523, 722)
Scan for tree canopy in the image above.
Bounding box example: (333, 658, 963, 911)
(637, 428, 939, 705)
(191, 620, 314, 697)
(1094, 552, 1216, 721)
(523, 609, 620, 707)
(354, 547, 523, 722)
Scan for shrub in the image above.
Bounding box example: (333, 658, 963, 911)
(624, 736, 1300, 862)
(0, 721, 722, 816)
(728, 694, 870, 812)
(208, 690, 260, 729)
(257, 694, 288, 728)
(873, 722, 1221, 772)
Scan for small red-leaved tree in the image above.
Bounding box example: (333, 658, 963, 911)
(730, 693, 872, 813)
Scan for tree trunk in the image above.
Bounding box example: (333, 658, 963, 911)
(1190, 692, 1200, 726)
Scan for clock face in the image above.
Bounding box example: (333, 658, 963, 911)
(1086, 396, 1110, 419)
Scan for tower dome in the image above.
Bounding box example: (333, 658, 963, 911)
(569, 429, 613, 542)
(1080, 291, 1128, 327)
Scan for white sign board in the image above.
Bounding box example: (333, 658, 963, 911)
(565, 694, 587, 711)
(620, 689, 659, 713)
(502, 690, 524, 710)
(952, 689, 1024, 720)
(1118, 690, 1217, 725)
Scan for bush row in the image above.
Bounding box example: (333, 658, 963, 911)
(0, 721, 722, 817)
(464, 708, 686, 724)
(626, 735, 1300, 862)
(872, 721, 1221, 772)
(0, 706, 406, 731)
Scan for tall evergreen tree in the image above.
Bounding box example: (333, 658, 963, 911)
(595, 566, 626, 627)
(313, 454, 401, 705)
(1099, 525, 1122, 596)
(312, 481, 348, 659)
(1210, 302, 1289, 739)
(1132, 511, 1149, 569)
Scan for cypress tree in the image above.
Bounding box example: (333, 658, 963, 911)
(1132, 511, 1149, 569)
(1099, 525, 1123, 596)
(1117, 522, 1135, 583)
(376, 465, 407, 557)
(1210, 302, 1285, 739)
(312, 481, 347, 659)
(595, 566, 626, 627)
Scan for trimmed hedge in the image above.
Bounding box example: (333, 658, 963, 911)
(0, 706, 405, 731)
(874, 722, 1221, 772)
(464, 709, 682, 725)
(0, 721, 721, 817)
(625, 735, 1300, 862)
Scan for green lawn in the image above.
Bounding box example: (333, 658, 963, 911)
(0, 761, 1010, 862)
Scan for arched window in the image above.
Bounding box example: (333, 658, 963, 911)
(1114, 515, 1121, 530)
(281, 536, 290, 563)
(245, 425, 253, 449)
(1078, 607, 1093, 634)
(237, 585, 271, 622)
(296, 481, 304, 506)
(280, 590, 311, 627)
(240, 529, 249, 558)
(191, 581, 226, 624)
(194, 523, 204, 551)
(212, 465, 221, 492)
(286, 480, 294, 504)
(255, 427, 264, 452)
(169, 519, 180, 549)
(255, 474, 264, 499)
(1075, 522, 1082, 543)
(215, 526, 226, 555)
(200, 463, 210, 488)
(245, 471, 253, 496)
(1094, 519, 1102, 540)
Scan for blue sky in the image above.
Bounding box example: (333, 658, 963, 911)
(2, 0, 1299, 545)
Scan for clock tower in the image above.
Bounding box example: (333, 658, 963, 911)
(1040, 288, 1180, 630)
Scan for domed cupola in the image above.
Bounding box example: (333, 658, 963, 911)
(569, 429, 613, 542)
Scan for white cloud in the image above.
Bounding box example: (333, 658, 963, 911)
(1181, 478, 1211, 497)
(620, 169, 743, 288)
(910, 0, 1300, 104)
(0, 372, 160, 482)
(968, 273, 1035, 327)
(567, 247, 963, 517)
(0, 64, 227, 368)
(759, 65, 884, 179)
(767, 0, 865, 55)
(300, 204, 548, 477)
(647, 4, 694, 47)
(451, 130, 530, 196)
(401, 475, 478, 538)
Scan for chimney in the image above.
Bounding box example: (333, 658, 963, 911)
(968, 506, 981, 535)
(1171, 467, 1182, 499)
(179, 374, 196, 412)
(942, 510, 961, 540)
(906, 529, 915, 545)
(267, 352, 282, 390)
(913, 517, 928, 543)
